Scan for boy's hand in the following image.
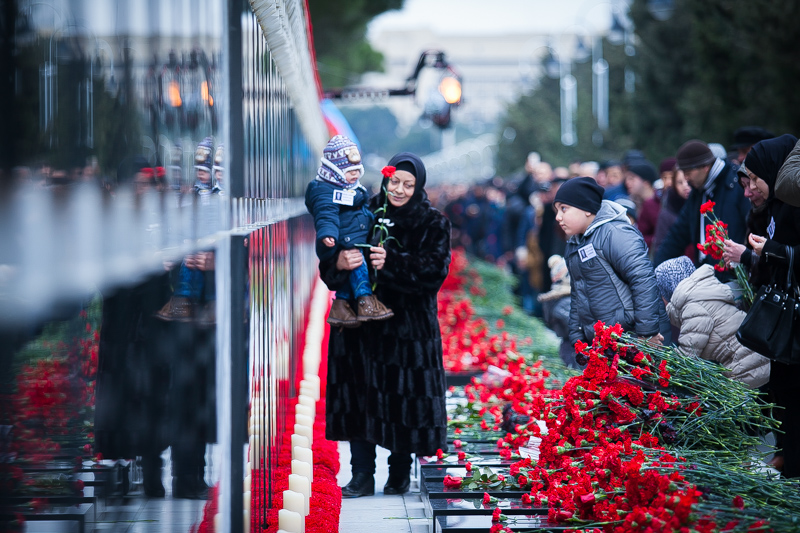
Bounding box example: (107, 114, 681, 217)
(323, 237, 335, 247)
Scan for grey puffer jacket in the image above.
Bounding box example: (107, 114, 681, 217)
(776, 138, 800, 207)
(566, 201, 669, 344)
(667, 265, 769, 388)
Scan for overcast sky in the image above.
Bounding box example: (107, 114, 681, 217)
(368, 0, 626, 38)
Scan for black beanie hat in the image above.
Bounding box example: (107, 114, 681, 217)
(553, 176, 604, 214)
(675, 140, 715, 170)
(627, 160, 658, 184)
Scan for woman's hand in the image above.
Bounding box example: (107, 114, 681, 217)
(336, 248, 363, 271)
(640, 333, 664, 346)
(749, 234, 767, 255)
(722, 239, 746, 267)
(369, 246, 386, 271)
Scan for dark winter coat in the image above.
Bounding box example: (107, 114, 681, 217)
(305, 179, 373, 261)
(322, 156, 451, 456)
(565, 201, 670, 344)
(654, 162, 750, 275)
(652, 188, 688, 259)
(95, 270, 217, 460)
(95, 273, 173, 458)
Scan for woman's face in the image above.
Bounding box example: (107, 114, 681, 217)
(674, 170, 691, 200)
(740, 174, 767, 207)
(744, 170, 770, 200)
(387, 170, 416, 207)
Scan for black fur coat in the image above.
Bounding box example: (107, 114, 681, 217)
(320, 192, 451, 455)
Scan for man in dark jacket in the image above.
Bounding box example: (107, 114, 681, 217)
(654, 140, 751, 281)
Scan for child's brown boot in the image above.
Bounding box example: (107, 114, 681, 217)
(155, 297, 193, 322)
(356, 295, 394, 322)
(327, 299, 360, 328)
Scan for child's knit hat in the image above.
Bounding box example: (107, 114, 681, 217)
(654, 256, 696, 303)
(553, 176, 604, 214)
(317, 135, 364, 188)
(194, 137, 214, 172)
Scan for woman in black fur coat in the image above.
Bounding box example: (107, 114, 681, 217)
(320, 152, 451, 498)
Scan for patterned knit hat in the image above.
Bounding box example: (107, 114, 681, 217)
(538, 255, 571, 302)
(194, 137, 214, 172)
(213, 145, 224, 172)
(317, 135, 364, 189)
(655, 256, 696, 303)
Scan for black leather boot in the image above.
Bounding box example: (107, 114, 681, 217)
(141, 454, 165, 498)
(341, 472, 375, 498)
(383, 471, 411, 495)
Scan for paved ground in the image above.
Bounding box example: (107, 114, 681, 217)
(337, 441, 429, 533)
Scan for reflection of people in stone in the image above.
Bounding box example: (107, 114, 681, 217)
(95, 158, 172, 497)
(156, 137, 218, 324)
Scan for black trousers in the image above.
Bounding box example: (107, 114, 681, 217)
(350, 440, 412, 476)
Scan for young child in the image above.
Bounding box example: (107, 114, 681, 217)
(555, 177, 670, 354)
(305, 135, 393, 327)
(156, 137, 219, 324)
(655, 257, 769, 388)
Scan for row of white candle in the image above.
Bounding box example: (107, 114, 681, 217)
(215, 285, 330, 533)
(278, 285, 330, 533)
(278, 372, 321, 533)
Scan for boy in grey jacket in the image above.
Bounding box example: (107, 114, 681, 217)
(554, 177, 671, 356)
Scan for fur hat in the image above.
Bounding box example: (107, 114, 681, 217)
(317, 135, 364, 189)
(655, 256, 696, 303)
(194, 137, 214, 172)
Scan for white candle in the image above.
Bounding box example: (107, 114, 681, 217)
(298, 395, 315, 409)
(295, 414, 314, 429)
(292, 459, 313, 482)
(294, 424, 313, 443)
(288, 474, 311, 514)
(292, 446, 313, 465)
(244, 475, 251, 493)
(213, 513, 221, 533)
(295, 404, 314, 419)
(283, 489, 306, 515)
(278, 509, 303, 533)
(243, 491, 251, 513)
(244, 511, 251, 533)
(299, 383, 319, 400)
(291, 434, 310, 449)
(303, 374, 320, 387)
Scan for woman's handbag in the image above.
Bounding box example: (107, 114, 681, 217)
(736, 246, 800, 364)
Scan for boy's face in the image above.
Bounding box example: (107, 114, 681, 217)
(554, 202, 594, 237)
(196, 168, 211, 185)
(345, 169, 360, 184)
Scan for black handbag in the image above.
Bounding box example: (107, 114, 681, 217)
(736, 246, 800, 364)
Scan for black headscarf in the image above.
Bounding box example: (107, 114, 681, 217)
(377, 152, 431, 224)
(743, 134, 798, 199)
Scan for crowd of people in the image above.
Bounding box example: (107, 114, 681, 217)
(308, 123, 800, 501)
(426, 126, 800, 479)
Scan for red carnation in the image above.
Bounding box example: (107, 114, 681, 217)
(700, 200, 716, 214)
(381, 166, 396, 178)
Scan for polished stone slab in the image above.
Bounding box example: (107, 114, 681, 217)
(428, 497, 546, 519)
(435, 513, 569, 532)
